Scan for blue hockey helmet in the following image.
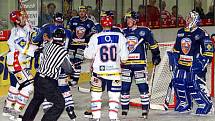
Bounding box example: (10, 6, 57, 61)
(101, 11, 114, 17)
(124, 11, 139, 21)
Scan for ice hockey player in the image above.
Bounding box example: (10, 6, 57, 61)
(84, 15, 129, 121)
(67, 6, 98, 86)
(171, 11, 214, 115)
(120, 11, 161, 119)
(2, 10, 38, 121)
(32, 12, 77, 120)
(22, 28, 74, 121)
(83, 10, 122, 118)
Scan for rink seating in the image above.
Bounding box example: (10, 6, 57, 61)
(116, 18, 214, 29)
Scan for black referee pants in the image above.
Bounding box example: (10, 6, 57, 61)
(22, 73, 65, 121)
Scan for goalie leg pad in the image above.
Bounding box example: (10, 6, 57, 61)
(91, 91, 102, 119)
(188, 74, 213, 114)
(108, 91, 120, 120)
(173, 69, 192, 112)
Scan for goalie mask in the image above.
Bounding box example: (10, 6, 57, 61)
(52, 28, 66, 45)
(186, 11, 200, 30)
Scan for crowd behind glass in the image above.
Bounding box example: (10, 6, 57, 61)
(0, 0, 215, 30)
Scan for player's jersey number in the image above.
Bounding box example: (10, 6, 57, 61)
(100, 45, 117, 62)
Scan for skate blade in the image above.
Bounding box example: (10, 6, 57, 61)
(9, 116, 22, 121)
(2, 112, 12, 117)
(84, 115, 92, 118)
(138, 115, 148, 119)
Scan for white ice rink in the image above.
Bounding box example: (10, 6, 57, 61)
(1, 82, 215, 121)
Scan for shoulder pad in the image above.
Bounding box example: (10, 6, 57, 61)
(198, 27, 209, 36)
(42, 23, 50, 28)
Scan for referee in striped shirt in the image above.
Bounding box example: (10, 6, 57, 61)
(22, 28, 74, 121)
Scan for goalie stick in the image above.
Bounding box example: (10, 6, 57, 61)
(163, 79, 173, 111)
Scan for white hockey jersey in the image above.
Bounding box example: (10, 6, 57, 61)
(84, 31, 129, 80)
(7, 25, 38, 72)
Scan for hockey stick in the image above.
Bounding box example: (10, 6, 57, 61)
(18, 0, 32, 29)
(129, 38, 144, 53)
(163, 79, 173, 111)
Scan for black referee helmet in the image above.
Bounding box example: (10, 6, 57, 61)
(52, 28, 66, 45)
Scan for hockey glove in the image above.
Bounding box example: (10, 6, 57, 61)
(152, 55, 161, 65)
(191, 56, 209, 74)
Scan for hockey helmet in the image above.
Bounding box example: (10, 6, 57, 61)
(124, 11, 139, 21)
(52, 28, 66, 45)
(10, 10, 23, 23)
(101, 11, 114, 18)
(100, 16, 113, 27)
(79, 6, 87, 12)
(186, 11, 200, 29)
(53, 12, 64, 23)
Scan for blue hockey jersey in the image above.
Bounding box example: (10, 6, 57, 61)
(122, 27, 159, 67)
(173, 27, 214, 70)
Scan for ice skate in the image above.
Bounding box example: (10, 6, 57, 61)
(2, 107, 13, 117)
(84, 110, 92, 118)
(9, 110, 22, 121)
(66, 107, 77, 120)
(141, 112, 148, 119)
(121, 110, 128, 118)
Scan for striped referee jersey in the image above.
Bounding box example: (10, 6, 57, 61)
(38, 42, 68, 80)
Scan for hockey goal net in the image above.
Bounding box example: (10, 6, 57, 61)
(130, 41, 215, 109)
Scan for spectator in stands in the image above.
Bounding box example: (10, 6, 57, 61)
(87, 6, 97, 22)
(40, 3, 49, 26)
(194, 0, 205, 19)
(43, 3, 56, 24)
(206, 5, 214, 19)
(171, 5, 184, 23)
(138, 5, 146, 23)
(93, 0, 103, 22)
(160, 1, 171, 22)
(64, 9, 78, 24)
(146, 0, 160, 22)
